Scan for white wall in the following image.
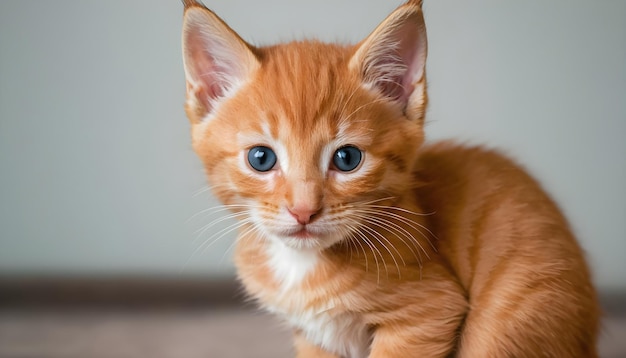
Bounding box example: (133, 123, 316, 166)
(1, 1, 624, 291)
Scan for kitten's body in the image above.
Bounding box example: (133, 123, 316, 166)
(181, 1, 599, 357)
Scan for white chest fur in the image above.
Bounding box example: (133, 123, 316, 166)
(266, 240, 319, 292)
(291, 309, 371, 358)
(264, 241, 371, 357)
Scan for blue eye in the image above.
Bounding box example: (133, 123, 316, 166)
(333, 146, 362, 172)
(247, 146, 277, 172)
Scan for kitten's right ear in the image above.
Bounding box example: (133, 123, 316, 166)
(182, 2, 259, 121)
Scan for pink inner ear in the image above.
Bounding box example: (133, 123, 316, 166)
(183, 8, 256, 115)
(360, 10, 427, 106)
(398, 26, 425, 102)
(185, 30, 228, 111)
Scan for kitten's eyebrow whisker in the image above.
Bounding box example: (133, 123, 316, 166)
(337, 83, 362, 123)
(342, 97, 389, 124)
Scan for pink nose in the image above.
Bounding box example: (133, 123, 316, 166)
(288, 206, 320, 225)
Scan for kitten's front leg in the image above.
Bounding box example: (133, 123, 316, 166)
(369, 325, 457, 358)
(294, 331, 339, 358)
(367, 278, 468, 358)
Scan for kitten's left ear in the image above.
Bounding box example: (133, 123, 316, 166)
(350, 1, 427, 121)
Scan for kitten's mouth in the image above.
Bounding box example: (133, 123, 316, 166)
(292, 228, 314, 239)
(281, 225, 323, 247)
(279, 226, 321, 242)
(273, 224, 342, 250)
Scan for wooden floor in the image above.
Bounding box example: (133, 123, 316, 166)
(0, 307, 624, 358)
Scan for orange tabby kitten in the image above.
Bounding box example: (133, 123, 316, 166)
(181, 1, 599, 356)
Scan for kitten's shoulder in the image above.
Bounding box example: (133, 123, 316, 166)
(414, 140, 542, 195)
(417, 140, 522, 173)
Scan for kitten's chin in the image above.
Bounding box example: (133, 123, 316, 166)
(280, 236, 324, 251)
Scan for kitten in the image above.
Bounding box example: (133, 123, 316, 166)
(180, 0, 600, 356)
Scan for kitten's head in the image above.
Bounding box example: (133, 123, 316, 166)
(182, 1, 428, 251)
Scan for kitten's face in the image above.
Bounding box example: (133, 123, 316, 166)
(182, 2, 427, 251)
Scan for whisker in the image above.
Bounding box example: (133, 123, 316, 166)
(192, 211, 250, 244)
(187, 203, 257, 223)
(192, 183, 233, 197)
(198, 219, 251, 256)
(192, 186, 212, 197)
(367, 204, 436, 217)
(345, 223, 370, 271)
(359, 206, 438, 252)
(359, 222, 403, 279)
(364, 205, 439, 243)
(218, 222, 263, 266)
(350, 211, 422, 266)
(337, 84, 362, 121)
(342, 97, 389, 123)
(336, 225, 355, 264)
(354, 196, 396, 206)
(347, 218, 385, 283)
(181, 219, 250, 273)
(352, 208, 431, 260)
(340, 221, 369, 272)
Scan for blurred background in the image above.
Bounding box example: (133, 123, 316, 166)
(1, 0, 624, 357)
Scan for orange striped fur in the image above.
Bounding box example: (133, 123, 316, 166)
(181, 1, 599, 356)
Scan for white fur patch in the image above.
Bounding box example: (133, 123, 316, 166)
(295, 311, 371, 358)
(264, 240, 371, 357)
(266, 240, 318, 291)
(266, 297, 371, 358)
